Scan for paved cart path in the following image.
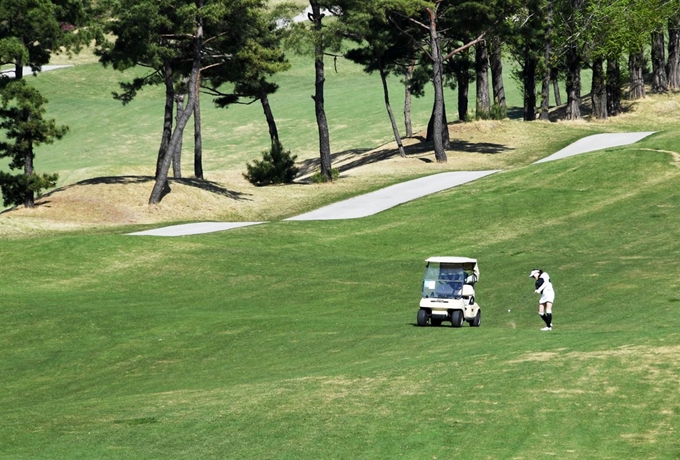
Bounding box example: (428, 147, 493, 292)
(0, 65, 73, 78)
(286, 170, 499, 221)
(535, 132, 655, 163)
(128, 131, 655, 236)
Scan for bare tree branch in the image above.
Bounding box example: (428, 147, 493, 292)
(443, 31, 486, 61)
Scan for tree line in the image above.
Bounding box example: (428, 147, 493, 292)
(1, 0, 678, 207)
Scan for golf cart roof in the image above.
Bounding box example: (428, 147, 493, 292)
(426, 256, 477, 265)
(425, 257, 479, 277)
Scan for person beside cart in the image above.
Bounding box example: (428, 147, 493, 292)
(530, 269, 555, 331)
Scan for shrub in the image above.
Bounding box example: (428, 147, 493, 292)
(0, 171, 59, 207)
(310, 168, 340, 183)
(475, 109, 491, 120)
(243, 141, 299, 186)
(489, 103, 507, 120)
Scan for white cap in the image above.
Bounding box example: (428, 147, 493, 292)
(529, 269, 540, 278)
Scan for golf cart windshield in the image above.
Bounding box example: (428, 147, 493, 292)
(422, 263, 467, 299)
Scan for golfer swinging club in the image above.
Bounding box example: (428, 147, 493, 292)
(530, 269, 555, 331)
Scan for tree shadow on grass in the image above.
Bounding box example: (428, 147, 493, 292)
(296, 148, 373, 178)
(8, 175, 253, 211)
(513, 92, 635, 122)
(448, 139, 511, 154)
(295, 135, 511, 182)
(170, 177, 252, 200)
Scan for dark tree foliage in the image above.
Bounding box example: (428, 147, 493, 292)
(0, 80, 67, 207)
(0, 0, 98, 77)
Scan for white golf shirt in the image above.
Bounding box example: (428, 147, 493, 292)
(535, 272, 555, 303)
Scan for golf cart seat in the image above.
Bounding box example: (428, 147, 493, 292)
(435, 282, 461, 297)
(461, 284, 475, 304)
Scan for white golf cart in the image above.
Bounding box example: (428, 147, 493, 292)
(417, 257, 481, 327)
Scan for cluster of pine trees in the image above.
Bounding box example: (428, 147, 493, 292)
(1, 0, 678, 206)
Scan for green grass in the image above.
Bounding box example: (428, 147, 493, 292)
(2, 34, 680, 458)
(2, 132, 680, 458)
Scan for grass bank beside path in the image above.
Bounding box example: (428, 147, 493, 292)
(2, 139, 680, 458)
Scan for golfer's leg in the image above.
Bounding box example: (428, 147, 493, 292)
(538, 303, 548, 326)
(544, 302, 553, 327)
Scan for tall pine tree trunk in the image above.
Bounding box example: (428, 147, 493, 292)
(24, 140, 34, 208)
(172, 84, 187, 179)
(193, 76, 203, 180)
(591, 57, 607, 120)
(539, 0, 553, 120)
(427, 7, 447, 162)
(651, 30, 668, 93)
(426, 98, 449, 146)
(12, 56, 29, 207)
(668, 17, 680, 90)
(260, 90, 279, 145)
(457, 65, 470, 121)
(551, 67, 562, 106)
(565, 45, 581, 120)
(149, 4, 203, 205)
(310, 1, 332, 180)
(523, 51, 537, 121)
(606, 58, 622, 116)
(404, 59, 415, 137)
(489, 36, 505, 109)
(156, 60, 174, 179)
(379, 64, 405, 157)
(475, 40, 490, 119)
(628, 49, 645, 100)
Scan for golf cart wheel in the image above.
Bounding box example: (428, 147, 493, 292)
(450, 310, 464, 328)
(417, 309, 429, 327)
(470, 310, 481, 327)
(431, 317, 443, 327)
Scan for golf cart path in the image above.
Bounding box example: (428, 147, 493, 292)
(0, 65, 73, 78)
(128, 131, 655, 237)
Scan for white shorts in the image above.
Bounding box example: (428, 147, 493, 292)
(540, 288, 555, 304)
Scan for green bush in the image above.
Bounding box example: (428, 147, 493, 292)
(490, 102, 508, 120)
(243, 140, 299, 186)
(310, 168, 340, 183)
(475, 109, 491, 120)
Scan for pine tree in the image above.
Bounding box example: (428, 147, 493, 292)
(0, 80, 67, 208)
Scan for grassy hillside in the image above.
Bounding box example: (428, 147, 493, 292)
(2, 130, 680, 458)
